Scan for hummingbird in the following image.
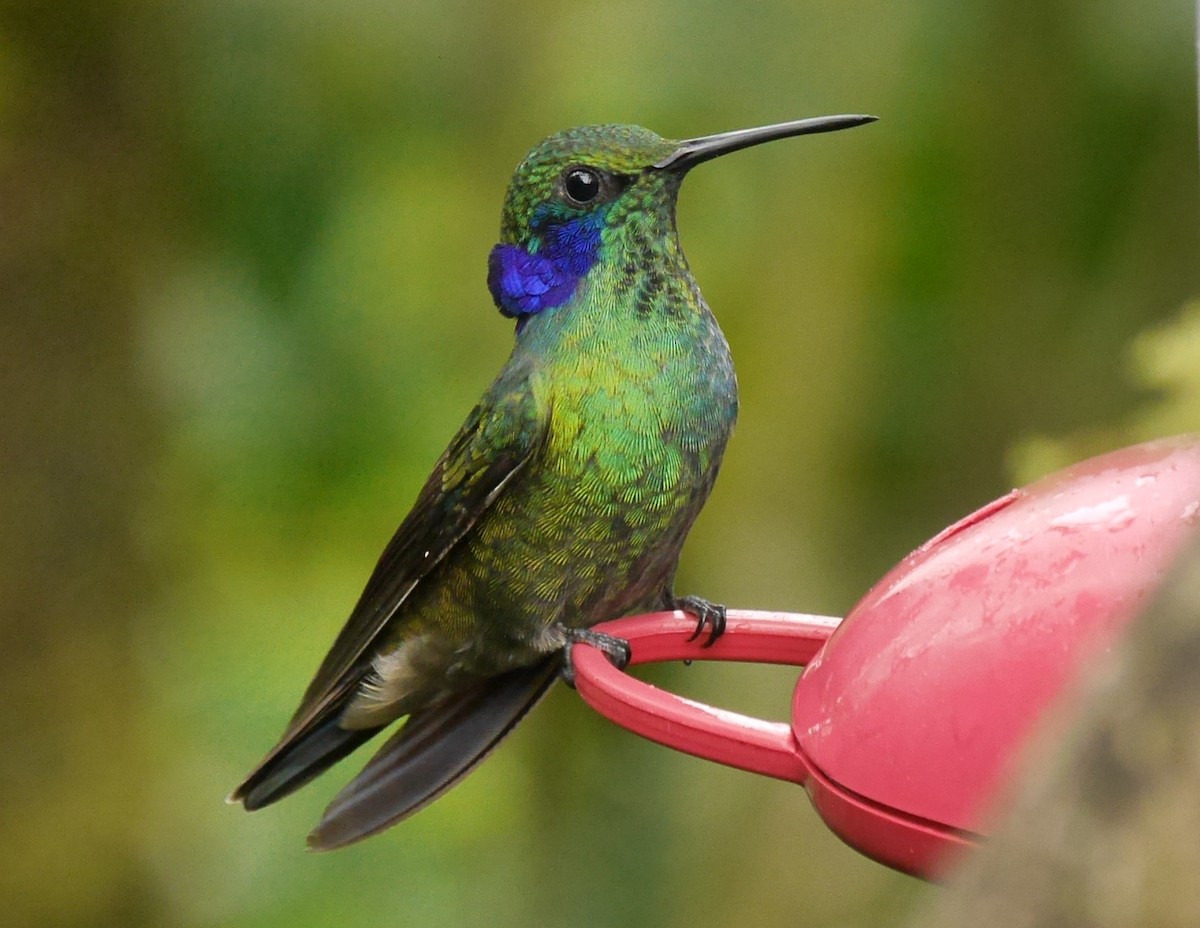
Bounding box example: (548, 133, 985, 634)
(230, 114, 876, 850)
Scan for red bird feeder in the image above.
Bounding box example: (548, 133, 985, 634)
(570, 436, 1200, 879)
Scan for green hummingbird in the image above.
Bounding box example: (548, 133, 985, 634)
(230, 114, 875, 849)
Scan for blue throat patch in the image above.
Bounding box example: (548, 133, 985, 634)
(487, 212, 604, 319)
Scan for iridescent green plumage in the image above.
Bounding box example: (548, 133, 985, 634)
(230, 115, 875, 849)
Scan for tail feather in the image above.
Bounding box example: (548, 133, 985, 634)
(307, 658, 559, 851)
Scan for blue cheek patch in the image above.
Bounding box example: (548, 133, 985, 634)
(487, 244, 580, 318)
(541, 213, 603, 276)
(487, 212, 605, 319)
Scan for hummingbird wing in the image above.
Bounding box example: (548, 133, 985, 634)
(230, 367, 549, 808)
(307, 657, 560, 850)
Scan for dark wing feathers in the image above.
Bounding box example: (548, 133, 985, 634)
(229, 371, 547, 807)
(235, 706, 382, 811)
(290, 383, 547, 728)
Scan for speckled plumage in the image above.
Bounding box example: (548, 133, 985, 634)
(231, 115, 875, 849)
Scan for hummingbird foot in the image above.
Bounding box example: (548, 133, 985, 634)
(673, 595, 727, 648)
(557, 626, 632, 689)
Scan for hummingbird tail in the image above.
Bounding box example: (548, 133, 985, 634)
(307, 657, 560, 851)
(230, 710, 384, 812)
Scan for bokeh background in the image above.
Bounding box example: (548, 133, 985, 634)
(3, 1, 1198, 926)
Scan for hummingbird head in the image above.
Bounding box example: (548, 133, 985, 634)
(487, 116, 876, 321)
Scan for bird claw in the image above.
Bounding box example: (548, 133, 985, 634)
(558, 627, 632, 689)
(675, 595, 727, 648)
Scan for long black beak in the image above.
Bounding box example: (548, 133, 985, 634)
(654, 114, 877, 172)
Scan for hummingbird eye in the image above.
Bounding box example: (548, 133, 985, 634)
(562, 167, 602, 206)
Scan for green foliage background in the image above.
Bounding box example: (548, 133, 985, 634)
(2, 1, 1196, 926)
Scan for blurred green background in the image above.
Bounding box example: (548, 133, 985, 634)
(3, 1, 1197, 926)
